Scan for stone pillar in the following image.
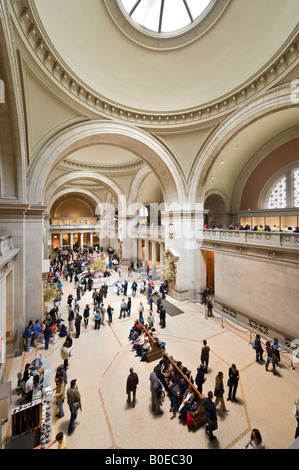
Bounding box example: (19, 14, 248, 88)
(151, 241, 157, 277)
(160, 241, 165, 280)
(144, 239, 149, 268)
(70, 233, 74, 249)
(90, 232, 93, 248)
(138, 238, 143, 267)
(80, 232, 84, 249)
(59, 233, 63, 249)
(162, 205, 204, 301)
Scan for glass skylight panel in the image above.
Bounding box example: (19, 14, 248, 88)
(187, 0, 212, 18)
(161, 0, 192, 32)
(131, 0, 161, 32)
(119, 0, 213, 34)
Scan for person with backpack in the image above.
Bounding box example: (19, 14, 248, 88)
(252, 334, 264, 363)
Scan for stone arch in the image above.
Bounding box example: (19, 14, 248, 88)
(28, 120, 186, 207)
(47, 188, 102, 217)
(44, 170, 125, 215)
(188, 83, 299, 205)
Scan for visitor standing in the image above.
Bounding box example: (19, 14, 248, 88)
(126, 367, 139, 408)
(67, 379, 82, 435)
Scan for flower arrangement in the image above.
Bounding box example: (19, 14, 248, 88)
(44, 283, 60, 303)
(162, 261, 176, 283)
(88, 255, 107, 273)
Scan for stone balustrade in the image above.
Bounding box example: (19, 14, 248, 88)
(201, 229, 299, 250)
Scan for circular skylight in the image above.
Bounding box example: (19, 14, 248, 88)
(106, 0, 227, 50)
(119, 0, 213, 34)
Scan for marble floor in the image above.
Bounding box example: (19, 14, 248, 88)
(3, 266, 299, 451)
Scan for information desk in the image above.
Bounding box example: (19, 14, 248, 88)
(9, 356, 52, 448)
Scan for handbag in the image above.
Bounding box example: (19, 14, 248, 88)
(73, 401, 80, 412)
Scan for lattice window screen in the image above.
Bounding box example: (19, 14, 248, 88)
(267, 176, 287, 209)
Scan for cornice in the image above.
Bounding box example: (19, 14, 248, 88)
(59, 157, 145, 173)
(9, 0, 299, 130)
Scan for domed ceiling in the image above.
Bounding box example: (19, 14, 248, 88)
(31, 0, 299, 114)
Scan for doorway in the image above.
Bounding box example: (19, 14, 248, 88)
(205, 251, 214, 294)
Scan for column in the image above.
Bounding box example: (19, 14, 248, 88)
(90, 232, 93, 248)
(151, 241, 157, 277)
(144, 239, 149, 268)
(59, 234, 63, 249)
(70, 233, 74, 249)
(80, 232, 84, 249)
(160, 242, 164, 280)
(138, 239, 143, 267)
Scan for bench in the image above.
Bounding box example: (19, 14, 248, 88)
(163, 352, 207, 430)
(138, 322, 164, 363)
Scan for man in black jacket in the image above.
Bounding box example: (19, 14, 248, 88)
(202, 391, 218, 441)
(126, 367, 139, 408)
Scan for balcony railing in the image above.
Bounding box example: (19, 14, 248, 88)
(201, 229, 299, 250)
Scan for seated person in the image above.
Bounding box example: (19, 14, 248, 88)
(23, 363, 31, 382)
(178, 384, 196, 420)
(140, 337, 152, 361)
(134, 333, 148, 356)
(59, 323, 67, 337)
(25, 373, 39, 395)
(170, 377, 188, 413)
(167, 370, 179, 398)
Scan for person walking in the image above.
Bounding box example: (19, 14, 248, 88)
(195, 363, 207, 394)
(159, 306, 166, 329)
(214, 371, 229, 412)
(206, 297, 214, 317)
(119, 299, 127, 319)
(53, 376, 65, 418)
(150, 365, 163, 415)
(202, 391, 218, 441)
(138, 301, 144, 322)
(100, 303, 106, 325)
(67, 379, 82, 435)
(201, 340, 210, 373)
(126, 367, 139, 408)
(126, 297, 132, 317)
(252, 334, 264, 363)
(227, 364, 239, 402)
(75, 312, 82, 338)
(94, 308, 102, 329)
(107, 304, 114, 326)
(83, 304, 90, 329)
(43, 324, 51, 350)
(265, 341, 277, 375)
(68, 307, 75, 332)
(60, 341, 70, 370)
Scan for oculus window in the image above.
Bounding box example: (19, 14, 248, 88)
(105, 0, 227, 50)
(119, 0, 212, 33)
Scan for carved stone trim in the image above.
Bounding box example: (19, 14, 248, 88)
(9, 0, 299, 129)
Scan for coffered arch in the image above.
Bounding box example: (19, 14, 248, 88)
(189, 83, 299, 206)
(48, 188, 102, 217)
(44, 170, 125, 214)
(28, 120, 186, 207)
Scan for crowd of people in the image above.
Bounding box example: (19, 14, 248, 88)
(205, 221, 299, 232)
(19, 244, 298, 449)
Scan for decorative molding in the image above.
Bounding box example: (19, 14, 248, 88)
(105, 0, 227, 51)
(59, 158, 145, 173)
(9, 0, 299, 129)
